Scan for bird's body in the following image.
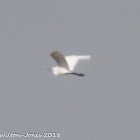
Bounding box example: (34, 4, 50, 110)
(52, 66, 70, 75)
(51, 51, 90, 76)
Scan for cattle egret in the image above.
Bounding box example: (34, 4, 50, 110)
(51, 51, 91, 77)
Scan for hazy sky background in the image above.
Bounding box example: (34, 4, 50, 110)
(0, 0, 140, 140)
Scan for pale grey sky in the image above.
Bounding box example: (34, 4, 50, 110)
(0, 0, 140, 140)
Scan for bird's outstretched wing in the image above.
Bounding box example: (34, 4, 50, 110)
(51, 51, 69, 70)
(65, 55, 91, 71)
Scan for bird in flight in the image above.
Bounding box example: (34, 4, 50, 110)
(51, 51, 91, 77)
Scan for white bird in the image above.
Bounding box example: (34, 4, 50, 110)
(51, 51, 91, 77)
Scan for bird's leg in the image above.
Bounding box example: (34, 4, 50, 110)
(70, 72, 85, 77)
